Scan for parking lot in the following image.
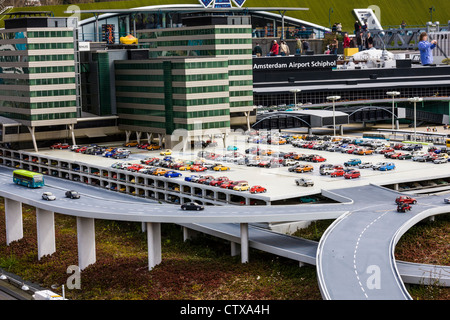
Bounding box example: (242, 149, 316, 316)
(31, 130, 450, 204)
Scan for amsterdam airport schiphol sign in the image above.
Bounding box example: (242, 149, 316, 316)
(198, 0, 246, 8)
(253, 55, 337, 72)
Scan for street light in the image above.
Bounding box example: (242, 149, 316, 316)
(429, 6, 435, 23)
(408, 97, 423, 142)
(386, 91, 400, 130)
(290, 89, 301, 107)
(327, 96, 341, 136)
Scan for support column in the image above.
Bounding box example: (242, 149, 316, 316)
(27, 126, 38, 153)
(36, 208, 56, 260)
(240, 223, 249, 263)
(147, 222, 161, 270)
(182, 227, 199, 242)
(4, 199, 23, 245)
(125, 130, 132, 144)
(136, 131, 142, 145)
(231, 242, 240, 257)
(76, 217, 96, 271)
(68, 124, 76, 146)
(157, 134, 163, 147)
(147, 132, 153, 144)
(339, 125, 344, 136)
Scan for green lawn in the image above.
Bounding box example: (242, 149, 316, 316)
(2, 0, 450, 31)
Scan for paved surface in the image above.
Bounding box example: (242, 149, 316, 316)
(317, 186, 449, 300)
(180, 222, 450, 287)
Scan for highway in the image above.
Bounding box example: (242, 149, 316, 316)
(316, 185, 449, 300)
(0, 165, 449, 300)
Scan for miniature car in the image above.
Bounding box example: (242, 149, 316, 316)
(50, 143, 70, 149)
(344, 170, 361, 179)
(444, 198, 450, 204)
(295, 165, 314, 173)
(295, 178, 314, 187)
(233, 182, 250, 192)
(147, 144, 161, 151)
(250, 185, 267, 193)
(160, 149, 172, 156)
(164, 171, 182, 178)
(213, 164, 230, 171)
(395, 196, 417, 205)
(344, 159, 362, 167)
(227, 146, 239, 151)
(181, 202, 204, 211)
(311, 155, 326, 163)
(330, 169, 346, 177)
(358, 162, 373, 169)
(433, 157, 448, 164)
(65, 190, 80, 199)
(42, 192, 56, 201)
(379, 163, 396, 171)
(397, 203, 411, 213)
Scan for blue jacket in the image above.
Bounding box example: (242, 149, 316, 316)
(418, 40, 436, 65)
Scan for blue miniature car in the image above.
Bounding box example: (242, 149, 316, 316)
(184, 175, 198, 182)
(165, 171, 182, 178)
(344, 158, 362, 167)
(227, 146, 239, 151)
(379, 163, 396, 171)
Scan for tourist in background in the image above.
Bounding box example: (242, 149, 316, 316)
(365, 32, 374, 49)
(253, 43, 263, 57)
(268, 40, 280, 56)
(418, 32, 437, 66)
(280, 40, 290, 56)
(354, 20, 361, 34)
(295, 37, 302, 55)
(343, 33, 351, 49)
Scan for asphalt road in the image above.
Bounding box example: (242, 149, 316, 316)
(317, 186, 449, 300)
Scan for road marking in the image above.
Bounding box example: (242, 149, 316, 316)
(353, 209, 391, 299)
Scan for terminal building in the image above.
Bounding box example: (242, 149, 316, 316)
(0, 3, 449, 150)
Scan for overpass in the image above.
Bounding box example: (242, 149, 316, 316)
(0, 161, 449, 299)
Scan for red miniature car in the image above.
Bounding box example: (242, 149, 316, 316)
(397, 203, 412, 212)
(344, 170, 361, 179)
(311, 155, 326, 162)
(210, 177, 229, 187)
(50, 143, 70, 149)
(250, 185, 267, 194)
(190, 165, 207, 172)
(330, 169, 346, 177)
(395, 196, 417, 205)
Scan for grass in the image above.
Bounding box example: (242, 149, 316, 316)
(2, 0, 450, 31)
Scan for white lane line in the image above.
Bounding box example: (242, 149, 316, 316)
(353, 209, 391, 300)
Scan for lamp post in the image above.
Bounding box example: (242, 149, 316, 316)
(386, 91, 400, 130)
(429, 6, 435, 23)
(327, 96, 341, 136)
(408, 97, 423, 142)
(290, 89, 301, 107)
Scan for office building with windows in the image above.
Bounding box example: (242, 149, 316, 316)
(0, 16, 78, 150)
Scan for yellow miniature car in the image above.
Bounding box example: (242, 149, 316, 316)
(213, 165, 230, 171)
(120, 34, 138, 45)
(160, 149, 172, 156)
(233, 183, 250, 191)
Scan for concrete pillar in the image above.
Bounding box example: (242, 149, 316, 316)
(68, 124, 76, 146)
(125, 130, 132, 144)
(27, 126, 38, 153)
(240, 223, 249, 263)
(231, 242, 240, 257)
(393, 183, 399, 191)
(428, 216, 435, 222)
(146, 132, 153, 144)
(339, 125, 344, 136)
(182, 227, 199, 242)
(307, 127, 313, 135)
(36, 208, 56, 260)
(147, 222, 162, 270)
(4, 199, 23, 245)
(136, 131, 142, 145)
(76, 217, 96, 271)
(396, 120, 400, 130)
(157, 134, 163, 147)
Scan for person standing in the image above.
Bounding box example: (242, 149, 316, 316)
(295, 37, 302, 55)
(354, 20, 361, 34)
(418, 32, 437, 66)
(280, 41, 290, 56)
(332, 37, 339, 54)
(343, 33, 351, 49)
(268, 40, 280, 56)
(253, 43, 263, 57)
(336, 22, 342, 33)
(365, 32, 374, 49)
(356, 30, 363, 51)
(332, 23, 337, 33)
(302, 39, 310, 53)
